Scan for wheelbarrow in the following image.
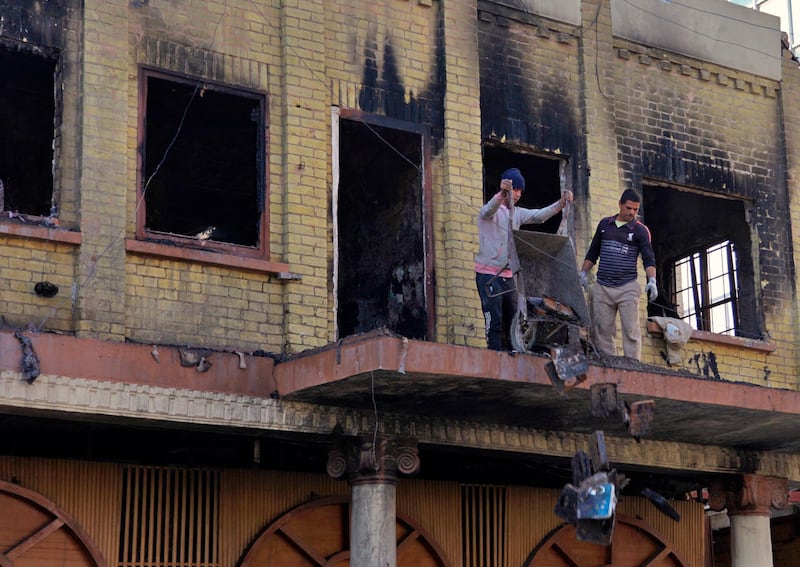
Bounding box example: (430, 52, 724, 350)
(508, 230, 589, 353)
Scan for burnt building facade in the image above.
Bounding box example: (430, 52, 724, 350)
(0, 1, 798, 566)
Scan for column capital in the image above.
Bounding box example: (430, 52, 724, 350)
(708, 473, 788, 516)
(327, 435, 419, 485)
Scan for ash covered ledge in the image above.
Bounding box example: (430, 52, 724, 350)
(275, 330, 800, 453)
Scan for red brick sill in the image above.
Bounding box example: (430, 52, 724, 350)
(0, 219, 81, 245)
(647, 322, 775, 353)
(126, 238, 295, 276)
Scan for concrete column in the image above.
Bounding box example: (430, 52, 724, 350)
(708, 473, 788, 567)
(351, 480, 397, 567)
(730, 514, 774, 567)
(327, 436, 420, 567)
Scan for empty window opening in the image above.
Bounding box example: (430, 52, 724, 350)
(482, 145, 563, 234)
(140, 71, 265, 252)
(644, 185, 760, 339)
(673, 240, 739, 334)
(335, 115, 430, 340)
(0, 47, 56, 216)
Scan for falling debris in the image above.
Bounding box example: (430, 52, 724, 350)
(625, 399, 656, 440)
(642, 487, 681, 522)
(151, 345, 160, 363)
(546, 342, 589, 394)
(14, 330, 41, 384)
(589, 383, 655, 441)
(590, 383, 619, 418)
(555, 432, 626, 545)
(554, 430, 678, 546)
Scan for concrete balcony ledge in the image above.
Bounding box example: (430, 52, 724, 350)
(1, 329, 798, 457)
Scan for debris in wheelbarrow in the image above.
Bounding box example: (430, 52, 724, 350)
(511, 294, 588, 354)
(509, 230, 590, 354)
(541, 295, 580, 321)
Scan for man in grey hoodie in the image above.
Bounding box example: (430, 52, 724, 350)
(475, 168, 573, 350)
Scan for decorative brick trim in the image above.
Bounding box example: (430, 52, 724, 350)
(135, 36, 268, 91)
(2, 370, 799, 481)
(615, 40, 778, 98)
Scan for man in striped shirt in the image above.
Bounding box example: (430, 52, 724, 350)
(579, 189, 657, 360)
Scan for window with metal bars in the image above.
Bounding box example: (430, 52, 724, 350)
(461, 484, 506, 567)
(672, 240, 739, 335)
(118, 466, 220, 567)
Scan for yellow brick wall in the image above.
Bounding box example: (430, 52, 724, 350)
(116, 1, 290, 352)
(0, 236, 77, 333)
(75, 0, 130, 340)
(437, 0, 485, 347)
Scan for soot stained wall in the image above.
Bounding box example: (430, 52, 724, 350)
(614, 51, 793, 316)
(477, 4, 581, 162)
(357, 12, 445, 153)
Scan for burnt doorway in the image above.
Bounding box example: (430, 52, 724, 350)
(334, 110, 432, 341)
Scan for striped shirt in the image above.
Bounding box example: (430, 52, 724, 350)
(584, 216, 656, 287)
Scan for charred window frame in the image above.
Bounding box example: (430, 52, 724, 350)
(0, 45, 58, 217)
(137, 69, 267, 257)
(673, 240, 739, 335)
(644, 184, 761, 340)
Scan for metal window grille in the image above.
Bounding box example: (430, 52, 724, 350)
(673, 240, 739, 335)
(118, 466, 219, 567)
(461, 484, 506, 567)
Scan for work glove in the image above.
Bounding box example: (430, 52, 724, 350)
(645, 277, 658, 302)
(578, 271, 589, 290)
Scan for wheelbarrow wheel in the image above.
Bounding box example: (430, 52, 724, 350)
(510, 311, 536, 352)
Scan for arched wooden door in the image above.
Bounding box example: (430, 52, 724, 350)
(239, 495, 449, 567)
(525, 516, 688, 567)
(0, 480, 106, 567)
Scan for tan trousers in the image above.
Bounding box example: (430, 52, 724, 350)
(590, 279, 643, 359)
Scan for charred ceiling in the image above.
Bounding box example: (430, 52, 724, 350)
(0, 0, 69, 48)
(0, 412, 706, 498)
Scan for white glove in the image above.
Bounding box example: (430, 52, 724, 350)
(645, 277, 658, 302)
(578, 271, 589, 290)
